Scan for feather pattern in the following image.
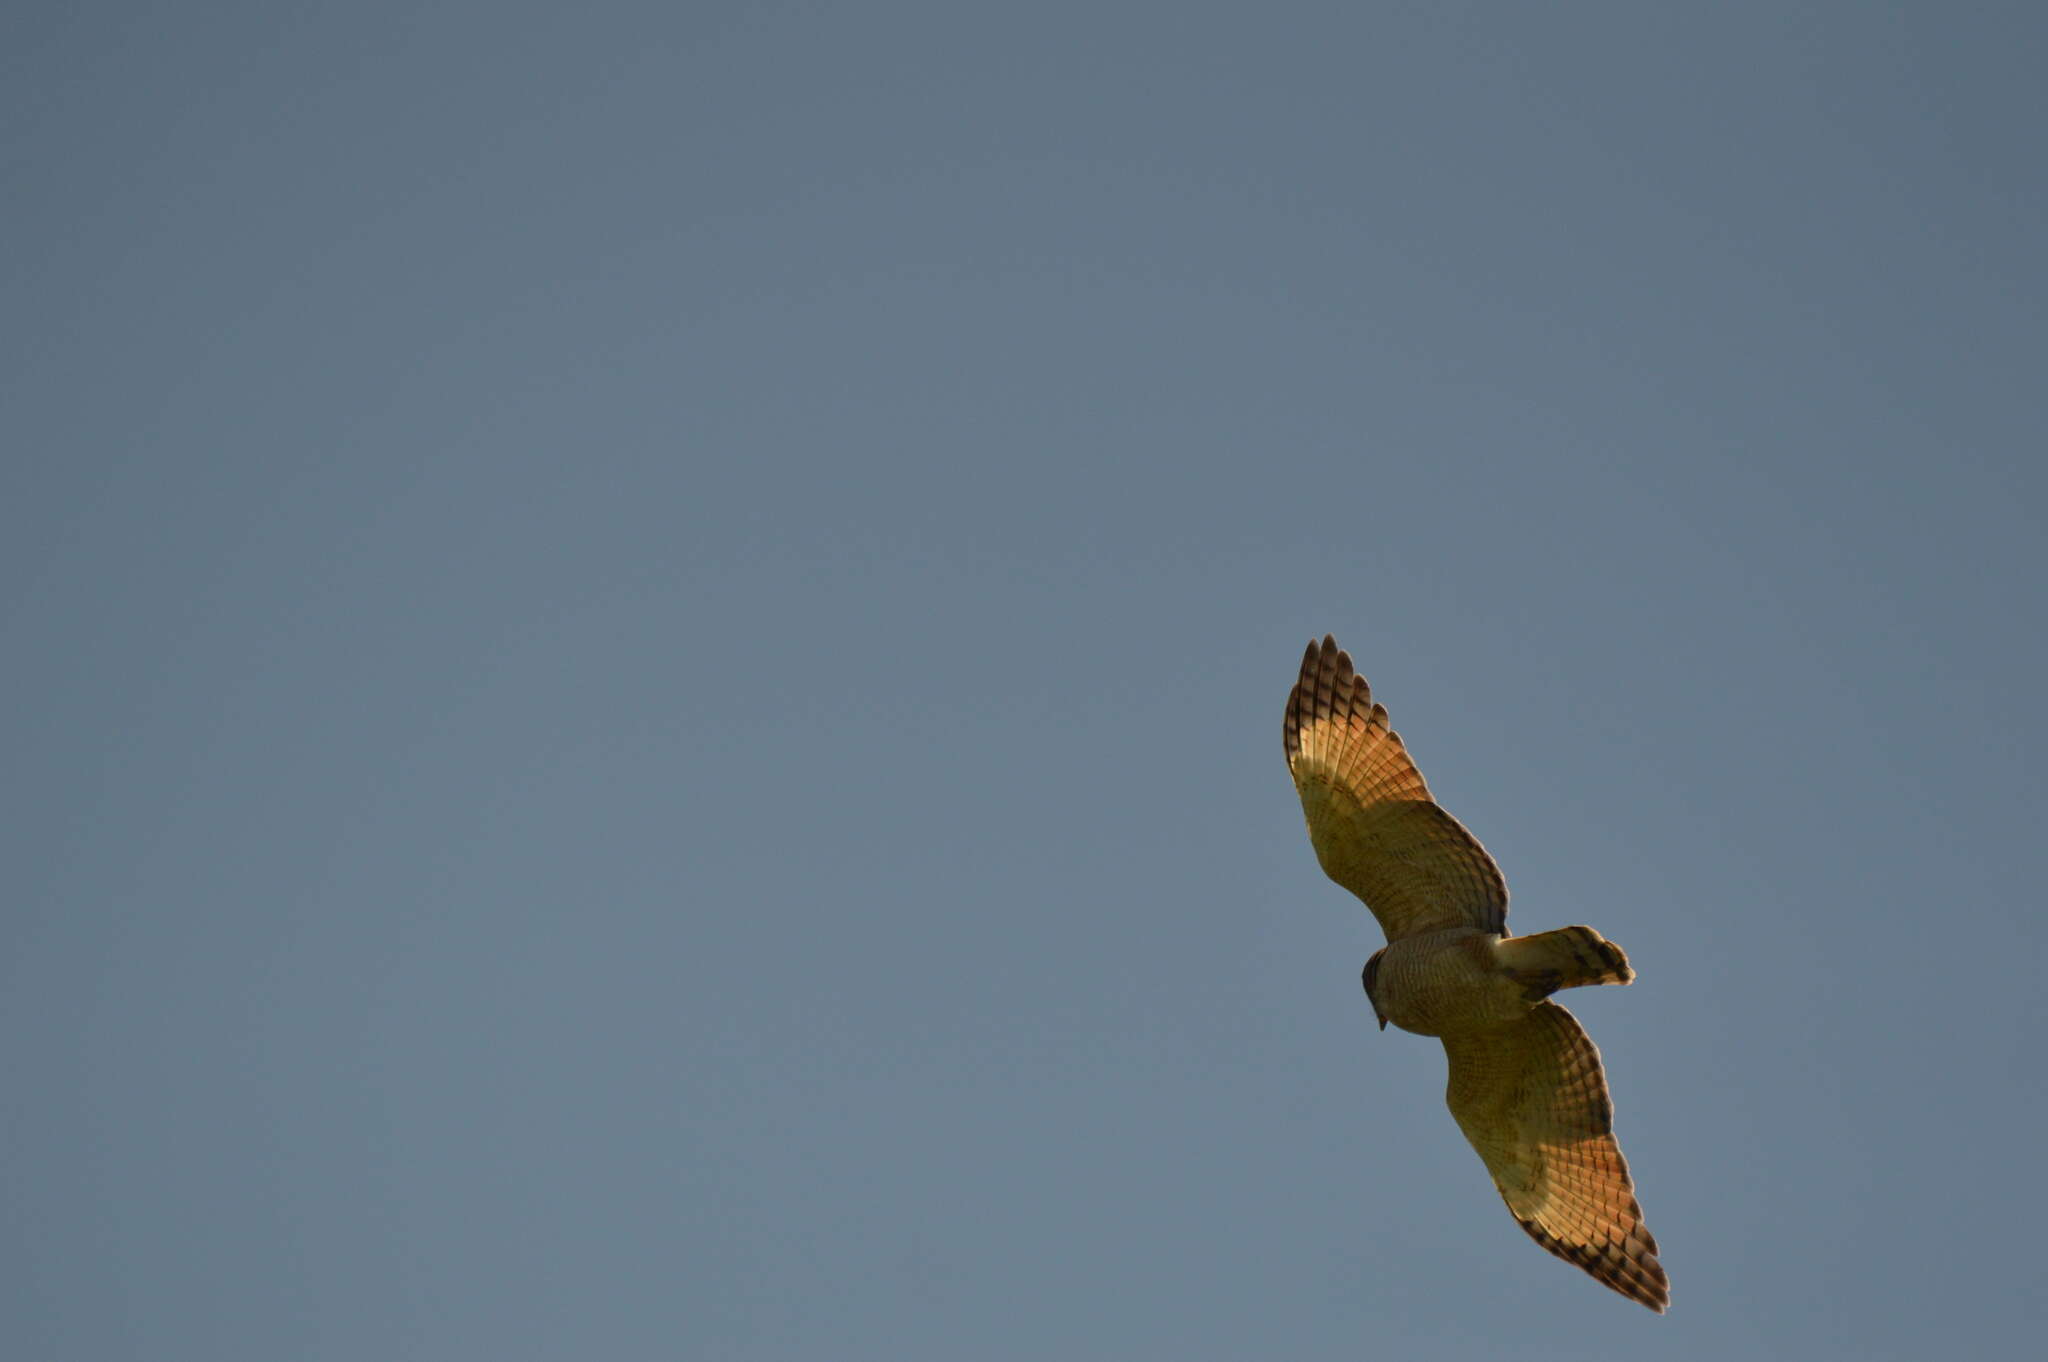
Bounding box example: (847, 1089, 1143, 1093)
(1442, 1004, 1669, 1312)
(1284, 635, 1507, 940)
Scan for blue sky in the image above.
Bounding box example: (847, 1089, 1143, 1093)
(6, 3, 2044, 1358)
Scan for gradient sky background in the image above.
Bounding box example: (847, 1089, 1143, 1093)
(6, 3, 2045, 1359)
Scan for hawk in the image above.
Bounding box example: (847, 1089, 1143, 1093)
(1284, 635, 1669, 1312)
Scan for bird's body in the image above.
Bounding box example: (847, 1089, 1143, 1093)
(1370, 928, 1540, 1035)
(1283, 635, 1670, 1312)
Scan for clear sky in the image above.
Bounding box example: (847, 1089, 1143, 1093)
(6, 3, 2044, 1358)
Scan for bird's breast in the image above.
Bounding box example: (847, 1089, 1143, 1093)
(1375, 930, 1530, 1036)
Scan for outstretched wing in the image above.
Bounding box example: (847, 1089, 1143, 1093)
(1441, 1002, 1669, 1312)
(1283, 635, 1507, 941)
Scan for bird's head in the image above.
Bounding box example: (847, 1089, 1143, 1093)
(1361, 948, 1389, 1031)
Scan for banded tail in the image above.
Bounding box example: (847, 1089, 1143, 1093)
(1496, 926, 1635, 1001)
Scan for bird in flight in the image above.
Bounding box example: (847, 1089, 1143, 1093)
(1283, 635, 1669, 1312)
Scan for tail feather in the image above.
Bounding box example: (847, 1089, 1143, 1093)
(1496, 926, 1634, 1000)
